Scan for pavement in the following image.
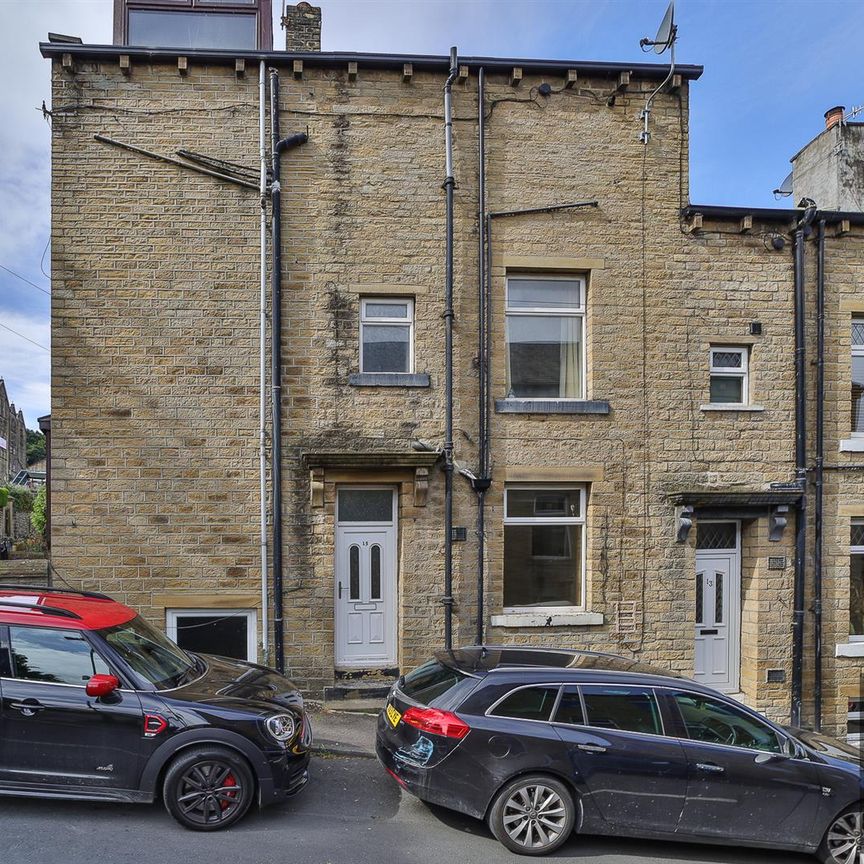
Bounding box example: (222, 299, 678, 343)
(0, 707, 814, 864)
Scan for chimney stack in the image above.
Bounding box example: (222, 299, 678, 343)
(283, 2, 321, 52)
(824, 105, 845, 130)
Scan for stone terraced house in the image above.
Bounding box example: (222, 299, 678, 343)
(41, 1, 864, 741)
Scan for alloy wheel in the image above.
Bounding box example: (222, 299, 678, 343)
(827, 810, 864, 864)
(176, 760, 244, 826)
(501, 783, 568, 850)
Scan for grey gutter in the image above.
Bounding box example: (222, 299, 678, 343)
(39, 42, 703, 80)
(682, 204, 864, 226)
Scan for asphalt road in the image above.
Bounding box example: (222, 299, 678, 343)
(0, 754, 815, 864)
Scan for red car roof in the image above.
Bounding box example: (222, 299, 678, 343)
(0, 588, 137, 630)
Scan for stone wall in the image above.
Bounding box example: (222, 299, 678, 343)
(46, 52, 864, 736)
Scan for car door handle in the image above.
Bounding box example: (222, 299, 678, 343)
(10, 700, 45, 716)
(696, 762, 725, 774)
(577, 743, 608, 754)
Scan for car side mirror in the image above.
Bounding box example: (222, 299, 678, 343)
(754, 751, 787, 765)
(86, 674, 120, 698)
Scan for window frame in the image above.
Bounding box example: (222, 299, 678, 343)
(165, 607, 257, 662)
(505, 273, 587, 401)
(114, 0, 272, 49)
(359, 297, 415, 375)
(708, 345, 749, 406)
(851, 316, 864, 437)
(502, 485, 587, 613)
(850, 518, 864, 642)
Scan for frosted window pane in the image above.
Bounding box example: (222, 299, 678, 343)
(349, 545, 360, 600)
(370, 545, 382, 600)
(338, 490, 392, 522)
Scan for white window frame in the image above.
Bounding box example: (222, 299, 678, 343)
(503, 485, 587, 613)
(359, 297, 414, 374)
(852, 317, 864, 437)
(505, 274, 587, 401)
(709, 346, 749, 406)
(850, 519, 864, 642)
(848, 701, 864, 747)
(166, 608, 258, 662)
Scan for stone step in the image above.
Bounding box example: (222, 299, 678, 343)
(323, 680, 394, 702)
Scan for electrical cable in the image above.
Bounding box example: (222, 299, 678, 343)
(0, 264, 50, 295)
(0, 321, 49, 351)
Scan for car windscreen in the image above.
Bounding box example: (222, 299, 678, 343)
(100, 615, 198, 690)
(401, 659, 468, 705)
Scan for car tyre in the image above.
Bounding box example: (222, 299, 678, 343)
(817, 806, 864, 864)
(163, 746, 255, 831)
(488, 774, 576, 856)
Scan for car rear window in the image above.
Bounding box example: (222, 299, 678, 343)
(581, 686, 662, 735)
(490, 686, 559, 721)
(401, 659, 467, 704)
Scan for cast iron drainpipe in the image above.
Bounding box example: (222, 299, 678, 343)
(442, 46, 458, 651)
(791, 198, 817, 728)
(269, 66, 308, 673)
(814, 217, 826, 731)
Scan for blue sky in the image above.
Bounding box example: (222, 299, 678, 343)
(1, 0, 862, 428)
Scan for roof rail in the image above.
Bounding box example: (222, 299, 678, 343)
(0, 600, 83, 621)
(0, 584, 111, 601)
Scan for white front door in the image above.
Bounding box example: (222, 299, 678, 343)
(694, 522, 741, 693)
(335, 488, 397, 667)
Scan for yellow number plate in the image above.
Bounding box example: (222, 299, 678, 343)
(386, 703, 402, 728)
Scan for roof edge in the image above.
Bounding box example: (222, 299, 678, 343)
(682, 204, 864, 226)
(39, 43, 703, 80)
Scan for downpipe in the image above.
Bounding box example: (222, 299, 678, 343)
(814, 217, 826, 731)
(259, 60, 269, 665)
(269, 67, 308, 673)
(443, 46, 458, 651)
(791, 198, 816, 728)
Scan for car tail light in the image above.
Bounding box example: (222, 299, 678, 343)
(402, 707, 470, 739)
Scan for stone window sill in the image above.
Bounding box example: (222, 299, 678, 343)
(348, 373, 430, 388)
(495, 399, 610, 415)
(839, 438, 864, 452)
(835, 642, 864, 658)
(699, 404, 765, 413)
(490, 611, 604, 628)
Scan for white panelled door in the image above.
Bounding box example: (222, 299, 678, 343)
(335, 489, 397, 667)
(694, 521, 741, 693)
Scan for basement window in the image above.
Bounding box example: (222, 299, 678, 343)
(166, 608, 257, 661)
(360, 298, 414, 374)
(503, 486, 585, 610)
(116, 0, 272, 50)
(708, 346, 749, 405)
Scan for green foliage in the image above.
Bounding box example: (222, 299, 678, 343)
(26, 429, 46, 466)
(31, 485, 47, 537)
(0, 487, 7, 509)
(3, 484, 34, 513)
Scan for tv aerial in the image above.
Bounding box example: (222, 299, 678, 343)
(639, 1, 678, 144)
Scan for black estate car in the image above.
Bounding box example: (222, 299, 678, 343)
(0, 586, 310, 830)
(377, 646, 863, 862)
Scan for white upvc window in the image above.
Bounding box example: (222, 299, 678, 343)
(360, 297, 414, 374)
(505, 275, 586, 400)
(166, 608, 258, 662)
(709, 346, 749, 405)
(851, 317, 864, 435)
(503, 486, 586, 611)
(850, 520, 864, 642)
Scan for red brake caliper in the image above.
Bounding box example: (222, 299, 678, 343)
(220, 773, 237, 811)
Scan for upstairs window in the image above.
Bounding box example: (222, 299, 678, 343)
(506, 275, 585, 400)
(709, 346, 748, 405)
(852, 317, 864, 434)
(116, 0, 272, 50)
(360, 298, 414, 374)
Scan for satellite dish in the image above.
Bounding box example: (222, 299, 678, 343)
(640, 1, 677, 54)
(773, 171, 793, 199)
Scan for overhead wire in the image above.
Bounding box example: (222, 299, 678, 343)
(0, 321, 49, 351)
(0, 264, 50, 295)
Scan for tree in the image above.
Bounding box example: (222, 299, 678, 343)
(26, 429, 46, 466)
(31, 485, 47, 537)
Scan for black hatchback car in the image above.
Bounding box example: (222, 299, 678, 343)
(0, 586, 310, 830)
(377, 646, 863, 862)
